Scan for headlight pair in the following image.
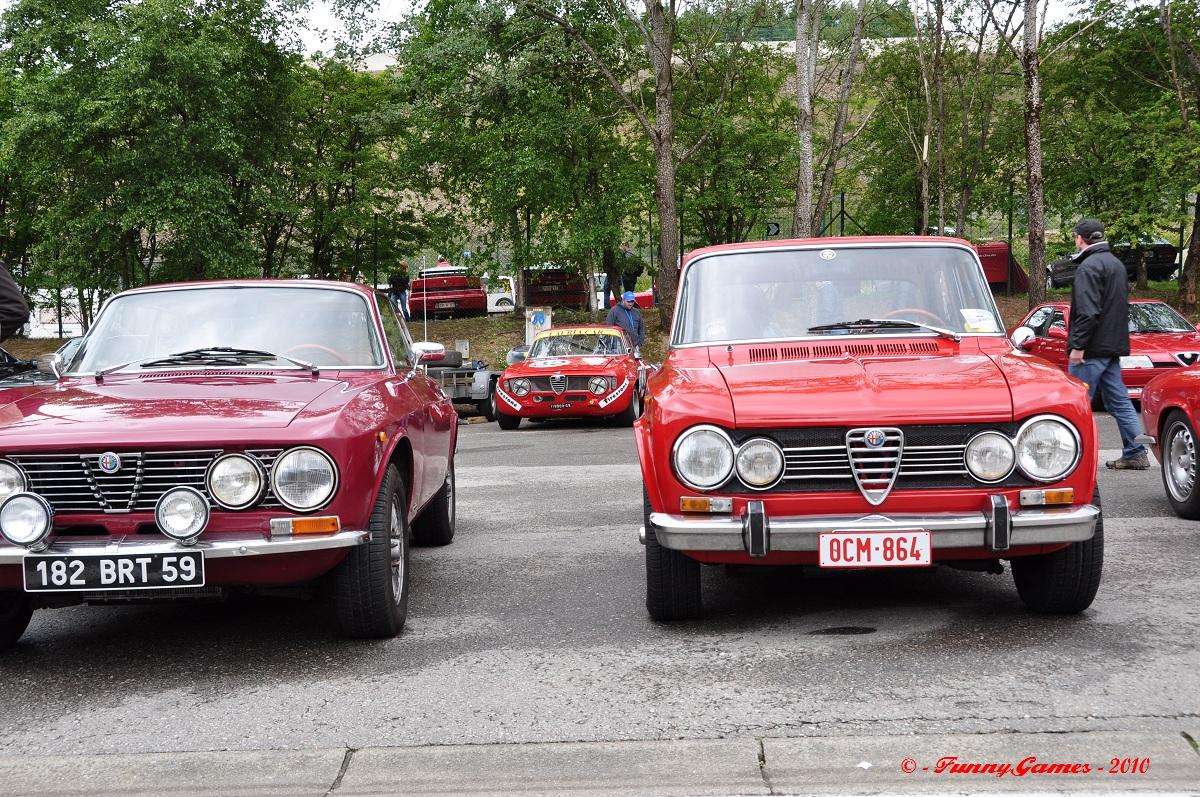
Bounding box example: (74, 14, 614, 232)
(208, 447, 337, 513)
(673, 426, 784, 491)
(0, 462, 50, 550)
(589, 376, 611, 395)
(965, 416, 1080, 483)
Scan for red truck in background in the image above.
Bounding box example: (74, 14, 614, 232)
(408, 264, 488, 318)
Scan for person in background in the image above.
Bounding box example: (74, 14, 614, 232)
(389, 264, 411, 321)
(0, 263, 30, 340)
(1066, 218, 1149, 470)
(606, 290, 644, 351)
(619, 242, 644, 294)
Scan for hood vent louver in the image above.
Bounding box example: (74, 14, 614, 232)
(743, 340, 943, 364)
(140, 370, 277, 378)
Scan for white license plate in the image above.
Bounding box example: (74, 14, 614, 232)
(435, 301, 456, 309)
(22, 551, 205, 592)
(818, 530, 932, 568)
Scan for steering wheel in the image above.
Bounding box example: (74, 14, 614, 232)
(881, 308, 946, 327)
(283, 344, 348, 366)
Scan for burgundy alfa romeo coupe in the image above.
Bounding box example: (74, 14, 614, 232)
(0, 281, 456, 649)
(638, 237, 1103, 619)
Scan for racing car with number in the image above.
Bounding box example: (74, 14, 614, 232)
(493, 325, 645, 429)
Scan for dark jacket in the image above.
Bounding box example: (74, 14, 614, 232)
(605, 303, 644, 348)
(0, 264, 29, 340)
(1067, 242, 1130, 358)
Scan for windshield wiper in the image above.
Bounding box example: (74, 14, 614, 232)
(808, 318, 961, 342)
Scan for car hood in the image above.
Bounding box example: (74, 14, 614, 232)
(0, 373, 344, 446)
(711, 346, 1013, 425)
(506, 356, 627, 377)
(1130, 331, 1200, 359)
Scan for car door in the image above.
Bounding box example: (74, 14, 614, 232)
(375, 293, 453, 512)
(1039, 309, 1070, 368)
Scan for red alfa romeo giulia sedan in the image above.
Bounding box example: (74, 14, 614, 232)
(0, 280, 457, 648)
(637, 237, 1103, 619)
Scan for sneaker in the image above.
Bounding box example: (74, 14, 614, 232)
(1106, 452, 1150, 470)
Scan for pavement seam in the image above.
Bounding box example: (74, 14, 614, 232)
(325, 747, 356, 795)
(756, 736, 777, 795)
(1182, 731, 1200, 757)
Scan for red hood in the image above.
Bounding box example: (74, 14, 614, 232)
(504, 355, 628, 378)
(1129, 331, 1200, 361)
(710, 341, 1013, 425)
(0, 373, 345, 448)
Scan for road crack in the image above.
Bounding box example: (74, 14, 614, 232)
(325, 747, 356, 795)
(1182, 731, 1200, 757)
(757, 736, 776, 795)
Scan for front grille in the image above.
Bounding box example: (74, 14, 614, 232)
(10, 449, 285, 513)
(731, 424, 1032, 493)
(527, 376, 591, 392)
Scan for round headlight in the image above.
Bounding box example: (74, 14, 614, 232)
(509, 378, 531, 397)
(673, 426, 735, 491)
(207, 453, 264, 510)
(735, 438, 785, 489)
(0, 460, 27, 503)
(589, 376, 609, 395)
(965, 431, 1016, 483)
(155, 487, 210, 543)
(271, 447, 337, 511)
(1015, 416, 1080, 482)
(0, 493, 53, 549)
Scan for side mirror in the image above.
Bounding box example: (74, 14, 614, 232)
(633, 346, 642, 360)
(1010, 326, 1035, 349)
(1047, 325, 1068, 341)
(412, 341, 446, 365)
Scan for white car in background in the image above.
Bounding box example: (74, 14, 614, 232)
(484, 273, 515, 313)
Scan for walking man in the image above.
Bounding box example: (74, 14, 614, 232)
(1066, 218, 1149, 469)
(0, 262, 29, 340)
(389, 265, 411, 321)
(606, 290, 645, 351)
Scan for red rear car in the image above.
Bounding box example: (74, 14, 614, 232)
(638, 237, 1102, 620)
(494, 325, 645, 428)
(408, 265, 487, 318)
(0, 281, 457, 648)
(1012, 299, 1200, 403)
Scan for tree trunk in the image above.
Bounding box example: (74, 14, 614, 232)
(1137, 250, 1149, 291)
(648, 0, 679, 333)
(813, 0, 867, 229)
(1180, 195, 1200, 314)
(792, 0, 818, 237)
(1022, 0, 1046, 307)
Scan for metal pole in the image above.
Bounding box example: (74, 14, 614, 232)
(422, 254, 428, 342)
(372, 212, 379, 289)
(839, 192, 846, 236)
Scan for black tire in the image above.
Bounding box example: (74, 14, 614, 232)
(413, 461, 456, 546)
(497, 412, 521, 430)
(1011, 488, 1104, 614)
(331, 465, 410, 638)
(614, 389, 641, 427)
(0, 592, 32, 651)
(644, 488, 702, 620)
(1160, 410, 1200, 519)
(476, 386, 497, 422)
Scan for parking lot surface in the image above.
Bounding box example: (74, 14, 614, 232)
(1, 414, 1197, 793)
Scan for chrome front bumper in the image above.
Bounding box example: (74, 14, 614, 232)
(0, 530, 368, 565)
(644, 503, 1099, 556)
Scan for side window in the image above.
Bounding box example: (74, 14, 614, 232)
(1049, 310, 1066, 332)
(1025, 308, 1051, 336)
(375, 292, 415, 368)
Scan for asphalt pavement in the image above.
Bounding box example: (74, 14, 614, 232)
(1, 413, 1198, 795)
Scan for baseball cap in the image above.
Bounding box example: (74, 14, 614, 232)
(622, 291, 636, 303)
(1073, 218, 1105, 243)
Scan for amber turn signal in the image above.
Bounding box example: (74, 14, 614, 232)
(680, 496, 733, 513)
(1018, 488, 1074, 507)
(270, 515, 341, 537)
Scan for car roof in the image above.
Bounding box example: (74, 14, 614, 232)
(115, 279, 377, 298)
(682, 235, 976, 264)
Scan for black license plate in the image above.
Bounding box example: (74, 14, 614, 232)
(23, 551, 205, 593)
(550, 403, 571, 409)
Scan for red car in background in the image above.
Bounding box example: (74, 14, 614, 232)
(408, 264, 487, 318)
(493, 325, 645, 429)
(639, 236, 1102, 620)
(1141, 369, 1200, 519)
(523, 266, 590, 310)
(0, 281, 457, 649)
(1011, 299, 1200, 404)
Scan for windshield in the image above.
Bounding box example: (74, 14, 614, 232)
(529, 331, 627, 358)
(1129, 303, 1193, 333)
(68, 286, 384, 373)
(674, 245, 1002, 345)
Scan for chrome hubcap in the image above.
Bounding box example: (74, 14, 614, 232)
(1167, 423, 1196, 502)
(447, 467, 455, 529)
(389, 503, 404, 604)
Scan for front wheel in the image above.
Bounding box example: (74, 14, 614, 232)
(496, 412, 521, 430)
(644, 489, 701, 620)
(1011, 489, 1103, 614)
(413, 461, 456, 546)
(614, 390, 641, 427)
(331, 464, 410, 638)
(1161, 410, 1200, 519)
(476, 386, 497, 422)
(0, 592, 32, 651)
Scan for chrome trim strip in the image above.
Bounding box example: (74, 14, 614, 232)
(647, 504, 1099, 552)
(0, 530, 368, 564)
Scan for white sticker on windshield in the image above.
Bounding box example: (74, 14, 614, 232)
(960, 309, 999, 333)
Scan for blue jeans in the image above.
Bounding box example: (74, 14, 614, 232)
(1068, 357, 1146, 458)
